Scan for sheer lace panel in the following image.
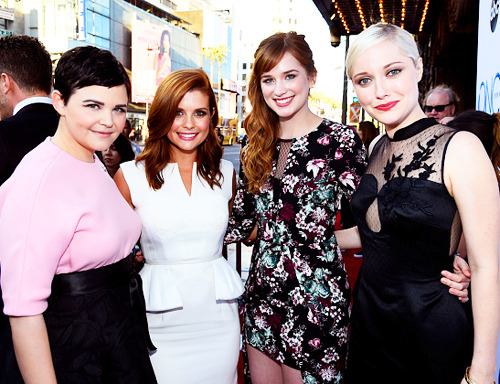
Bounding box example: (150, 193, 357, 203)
(365, 199, 381, 233)
(449, 211, 462, 255)
(275, 140, 293, 179)
(363, 124, 460, 252)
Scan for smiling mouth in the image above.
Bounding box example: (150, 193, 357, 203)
(375, 101, 399, 111)
(178, 132, 198, 140)
(92, 130, 113, 137)
(275, 96, 294, 107)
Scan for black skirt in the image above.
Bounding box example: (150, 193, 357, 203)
(44, 254, 157, 384)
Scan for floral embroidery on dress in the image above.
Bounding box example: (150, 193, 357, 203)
(380, 133, 444, 219)
(383, 133, 443, 182)
(225, 119, 366, 383)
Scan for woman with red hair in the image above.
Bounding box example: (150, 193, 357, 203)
(114, 68, 243, 383)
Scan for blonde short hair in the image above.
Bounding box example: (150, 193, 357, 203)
(346, 23, 420, 79)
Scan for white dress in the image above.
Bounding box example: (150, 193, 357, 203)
(121, 160, 244, 384)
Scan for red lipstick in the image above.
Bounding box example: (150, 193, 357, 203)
(375, 101, 399, 111)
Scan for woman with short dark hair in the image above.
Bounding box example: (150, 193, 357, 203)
(0, 46, 156, 384)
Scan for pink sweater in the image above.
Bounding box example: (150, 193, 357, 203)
(0, 138, 142, 316)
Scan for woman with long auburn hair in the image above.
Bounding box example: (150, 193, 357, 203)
(114, 68, 244, 383)
(225, 31, 367, 383)
(134, 69, 223, 190)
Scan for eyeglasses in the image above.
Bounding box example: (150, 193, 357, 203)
(424, 104, 453, 113)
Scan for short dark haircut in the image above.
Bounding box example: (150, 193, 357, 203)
(0, 35, 52, 95)
(54, 46, 131, 104)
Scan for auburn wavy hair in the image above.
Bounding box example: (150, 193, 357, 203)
(136, 69, 222, 190)
(243, 32, 317, 193)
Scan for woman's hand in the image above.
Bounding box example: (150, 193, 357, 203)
(440, 255, 471, 303)
(242, 225, 257, 246)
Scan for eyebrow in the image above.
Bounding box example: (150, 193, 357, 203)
(261, 69, 299, 78)
(82, 99, 104, 105)
(177, 107, 209, 111)
(353, 61, 406, 78)
(82, 99, 127, 108)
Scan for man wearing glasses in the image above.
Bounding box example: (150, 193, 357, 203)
(423, 85, 459, 124)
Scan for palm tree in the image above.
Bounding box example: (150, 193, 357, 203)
(214, 44, 229, 106)
(203, 47, 218, 86)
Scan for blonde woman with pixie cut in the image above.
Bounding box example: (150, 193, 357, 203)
(335, 23, 500, 384)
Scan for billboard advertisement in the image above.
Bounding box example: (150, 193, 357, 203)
(476, 2, 500, 377)
(131, 17, 171, 103)
(476, 0, 500, 113)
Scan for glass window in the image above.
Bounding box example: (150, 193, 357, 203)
(85, 0, 110, 48)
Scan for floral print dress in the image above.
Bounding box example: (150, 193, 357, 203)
(225, 119, 366, 383)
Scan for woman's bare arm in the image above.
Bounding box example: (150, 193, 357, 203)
(445, 131, 500, 383)
(10, 315, 57, 384)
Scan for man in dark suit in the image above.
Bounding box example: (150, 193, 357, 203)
(0, 35, 58, 384)
(0, 35, 59, 185)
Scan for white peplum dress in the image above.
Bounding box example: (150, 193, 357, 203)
(120, 159, 244, 384)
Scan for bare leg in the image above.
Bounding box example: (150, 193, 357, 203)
(247, 345, 283, 384)
(281, 363, 303, 384)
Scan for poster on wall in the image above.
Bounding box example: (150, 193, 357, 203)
(476, 0, 500, 113)
(477, 2, 500, 377)
(131, 17, 172, 104)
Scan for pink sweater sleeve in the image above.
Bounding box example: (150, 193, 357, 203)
(0, 153, 75, 316)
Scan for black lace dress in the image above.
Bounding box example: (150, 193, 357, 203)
(346, 118, 473, 383)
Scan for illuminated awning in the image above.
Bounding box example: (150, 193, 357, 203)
(312, 0, 437, 35)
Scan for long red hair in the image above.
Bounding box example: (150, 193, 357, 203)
(136, 69, 222, 190)
(243, 32, 317, 193)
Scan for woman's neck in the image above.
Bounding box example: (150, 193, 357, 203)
(52, 121, 95, 163)
(384, 108, 428, 139)
(278, 109, 323, 140)
(169, 149, 197, 169)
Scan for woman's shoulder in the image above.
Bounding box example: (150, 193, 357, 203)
(120, 159, 146, 176)
(220, 159, 235, 174)
(319, 119, 359, 139)
(312, 119, 363, 148)
(319, 118, 351, 131)
(10, 139, 77, 188)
